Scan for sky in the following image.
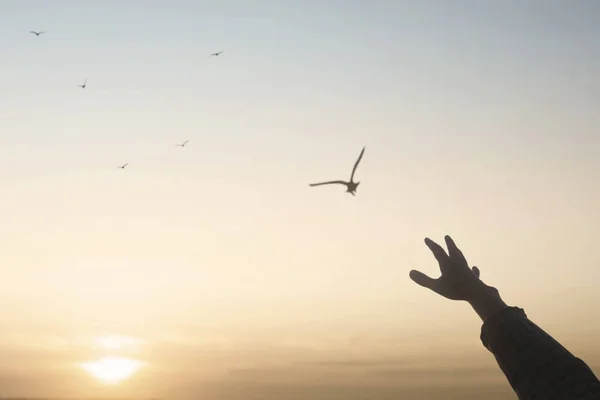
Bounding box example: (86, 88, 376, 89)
(0, 0, 599, 399)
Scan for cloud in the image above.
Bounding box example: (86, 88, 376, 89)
(0, 331, 597, 399)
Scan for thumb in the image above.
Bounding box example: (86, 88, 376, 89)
(472, 266, 480, 279)
(409, 270, 438, 291)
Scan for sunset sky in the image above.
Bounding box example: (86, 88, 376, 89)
(1, 1, 599, 399)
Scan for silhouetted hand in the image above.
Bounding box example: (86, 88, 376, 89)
(410, 235, 508, 321)
(410, 235, 485, 302)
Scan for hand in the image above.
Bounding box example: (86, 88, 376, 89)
(410, 235, 485, 302)
(410, 235, 508, 321)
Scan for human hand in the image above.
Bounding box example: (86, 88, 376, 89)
(410, 235, 508, 321)
(409, 235, 485, 302)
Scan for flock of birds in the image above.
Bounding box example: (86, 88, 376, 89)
(28, 30, 366, 197)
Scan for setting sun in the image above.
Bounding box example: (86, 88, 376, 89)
(81, 356, 142, 384)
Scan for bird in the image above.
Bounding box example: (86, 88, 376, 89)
(29, 31, 45, 36)
(175, 140, 189, 148)
(309, 146, 366, 196)
(211, 51, 223, 56)
(117, 163, 128, 169)
(78, 78, 87, 89)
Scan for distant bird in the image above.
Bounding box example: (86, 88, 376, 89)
(211, 51, 223, 56)
(117, 163, 128, 169)
(78, 78, 87, 89)
(309, 146, 366, 196)
(29, 31, 45, 36)
(175, 140, 189, 148)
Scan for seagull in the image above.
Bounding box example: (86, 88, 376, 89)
(175, 140, 189, 147)
(309, 146, 365, 196)
(211, 51, 223, 56)
(117, 163, 128, 169)
(78, 78, 87, 89)
(29, 31, 45, 36)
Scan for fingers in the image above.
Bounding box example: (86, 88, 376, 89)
(472, 266, 480, 278)
(445, 235, 468, 266)
(424, 237, 449, 269)
(409, 270, 438, 291)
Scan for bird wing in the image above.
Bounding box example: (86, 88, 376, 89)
(83, 78, 87, 84)
(350, 146, 365, 182)
(29, 31, 37, 34)
(182, 140, 189, 145)
(309, 180, 347, 187)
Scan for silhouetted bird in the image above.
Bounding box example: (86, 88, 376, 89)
(29, 31, 45, 36)
(78, 78, 87, 89)
(309, 146, 365, 196)
(175, 140, 189, 147)
(117, 163, 128, 169)
(211, 51, 223, 56)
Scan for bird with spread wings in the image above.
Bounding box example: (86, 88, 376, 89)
(309, 146, 365, 196)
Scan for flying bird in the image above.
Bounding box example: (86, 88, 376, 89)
(29, 31, 45, 36)
(117, 163, 128, 169)
(211, 51, 223, 56)
(309, 146, 365, 196)
(78, 78, 87, 89)
(175, 140, 189, 147)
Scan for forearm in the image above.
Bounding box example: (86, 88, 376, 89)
(468, 283, 507, 322)
(472, 287, 600, 399)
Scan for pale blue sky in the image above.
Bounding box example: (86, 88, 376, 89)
(0, 1, 599, 398)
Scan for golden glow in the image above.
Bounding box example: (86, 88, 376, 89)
(81, 356, 142, 384)
(94, 335, 140, 350)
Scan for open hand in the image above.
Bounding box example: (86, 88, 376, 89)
(410, 235, 485, 302)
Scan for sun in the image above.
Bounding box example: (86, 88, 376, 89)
(81, 356, 142, 384)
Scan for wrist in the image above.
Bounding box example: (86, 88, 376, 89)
(468, 283, 508, 322)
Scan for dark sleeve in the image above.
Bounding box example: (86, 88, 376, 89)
(480, 306, 600, 400)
